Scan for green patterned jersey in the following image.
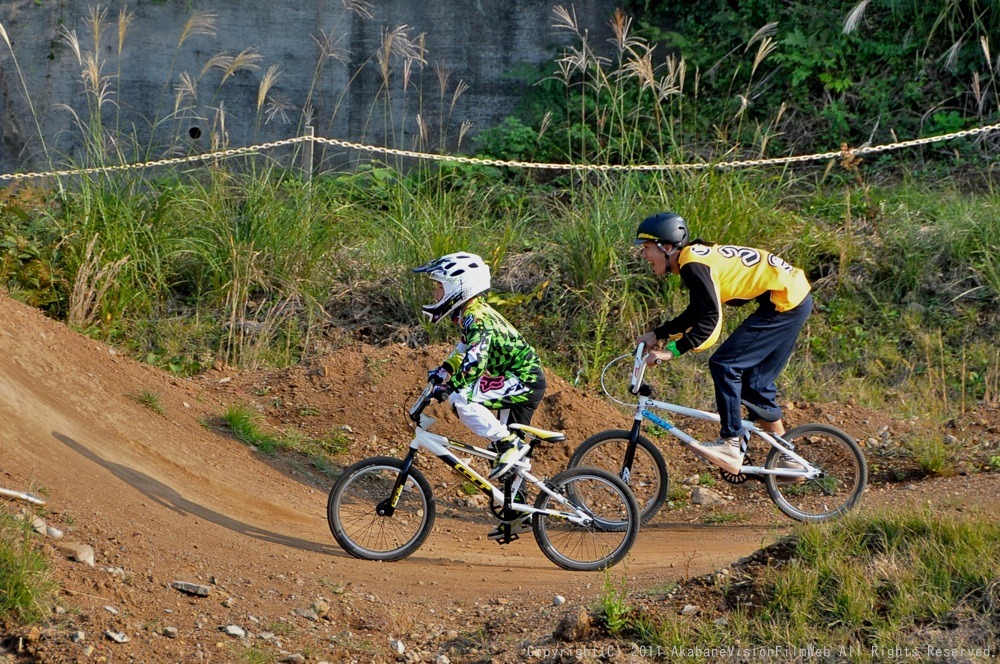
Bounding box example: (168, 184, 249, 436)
(442, 297, 544, 393)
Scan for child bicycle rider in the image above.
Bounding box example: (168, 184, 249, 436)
(414, 252, 548, 518)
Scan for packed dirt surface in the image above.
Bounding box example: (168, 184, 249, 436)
(0, 293, 998, 663)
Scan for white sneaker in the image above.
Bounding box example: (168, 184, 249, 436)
(488, 436, 530, 480)
(691, 437, 744, 475)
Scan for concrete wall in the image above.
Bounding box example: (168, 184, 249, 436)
(0, 0, 618, 175)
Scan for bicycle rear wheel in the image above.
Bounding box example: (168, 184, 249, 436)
(533, 467, 639, 571)
(327, 457, 435, 561)
(567, 429, 668, 525)
(764, 424, 867, 522)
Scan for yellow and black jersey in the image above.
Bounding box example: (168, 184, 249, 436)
(654, 243, 811, 353)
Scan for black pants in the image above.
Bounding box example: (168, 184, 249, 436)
(708, 294, 812, 439)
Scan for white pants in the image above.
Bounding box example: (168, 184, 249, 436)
(446, 390, 512, 443)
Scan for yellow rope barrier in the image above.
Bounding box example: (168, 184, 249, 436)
(2, 122, 998, 182)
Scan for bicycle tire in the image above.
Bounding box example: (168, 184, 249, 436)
(327, 457, 436, 561)
(764, 424, 868, 522)
(567, 429, 669, 525)
(532, 467, 639, 571)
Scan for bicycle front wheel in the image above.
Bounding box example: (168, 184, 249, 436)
(764, 424, 868, 522)
(567, 429, 668, 525)
(533, 467, 639, 571)
(327, 457, 436, 561)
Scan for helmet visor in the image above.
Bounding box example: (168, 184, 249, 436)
(634, 235, 659, 245)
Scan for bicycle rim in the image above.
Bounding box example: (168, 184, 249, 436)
(327, 457, 435, 561)
(569, 430, 668, 525)
(533, 468, 639, 571)
(764, 424, 868, 522)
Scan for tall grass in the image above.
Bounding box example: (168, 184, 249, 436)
(0, 511, 55, 624)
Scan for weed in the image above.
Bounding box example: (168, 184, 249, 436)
(220, 404, 349, 462)
(698, 473, 716, 487)
(667, 483, 689, 505)
(221, 404, 280, 455)
(128, 389, 165, 416)
(318, 578, 347, 594)
(640, 581, 678, 597)
(0, 511, 56, 623)
(263, 619, 293, 637)
(459, 481, 479, 496)
(363, 356, 392, 382)
(599, 570, 633, 636)
(703, 511, 747, 525)
(319, 431, 350, 456)
(234, 647, 275, 664)
(453, 626, 491, 651)
(904, 433, 956, 476)
(309, 455, 339, 478)
(990, 455, 1000, 471)
(608, 510, 1000, 656)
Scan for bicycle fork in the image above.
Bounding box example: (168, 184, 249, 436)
(379, 448, 419, 517)
(619, 417, 644, 484)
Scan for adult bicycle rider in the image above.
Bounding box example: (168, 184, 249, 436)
(634, 212, 813, 475)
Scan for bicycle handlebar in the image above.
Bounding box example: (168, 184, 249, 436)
(408, 383, 435, 422)
(408, 380, 454, 423)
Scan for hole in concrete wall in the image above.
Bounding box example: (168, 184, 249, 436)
(188, 127, 202, 140)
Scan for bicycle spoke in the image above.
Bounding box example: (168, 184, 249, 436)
(764, 425, 867, 522)
(568, 430, 669, 525)
(328, 459, 435, 561)
(533, 468, 639, 571)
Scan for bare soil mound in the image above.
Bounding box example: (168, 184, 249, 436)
(0, 293, 997, 663)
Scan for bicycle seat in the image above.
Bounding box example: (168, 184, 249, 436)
(509, 423, 566, 443)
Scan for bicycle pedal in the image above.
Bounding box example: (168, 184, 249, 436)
(488, 522, 529, 537)
(490, 532, 519, 545)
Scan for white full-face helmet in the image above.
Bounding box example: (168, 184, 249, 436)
(413, 252, 491, 323)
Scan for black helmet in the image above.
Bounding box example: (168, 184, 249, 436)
(635, 212, 689, 248)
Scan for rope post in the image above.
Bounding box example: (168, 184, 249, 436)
(302, 126, 314, 182)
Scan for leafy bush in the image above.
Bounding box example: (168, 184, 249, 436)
(627, 0, 1000, 156)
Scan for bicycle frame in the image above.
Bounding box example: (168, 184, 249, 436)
(625, 343, 820, 481)
(380, 386, 596, 527)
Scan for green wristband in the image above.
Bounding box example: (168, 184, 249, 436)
(665, 340, 681, 358)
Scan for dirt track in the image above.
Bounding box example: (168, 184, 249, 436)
(1, 293, 998, 662)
